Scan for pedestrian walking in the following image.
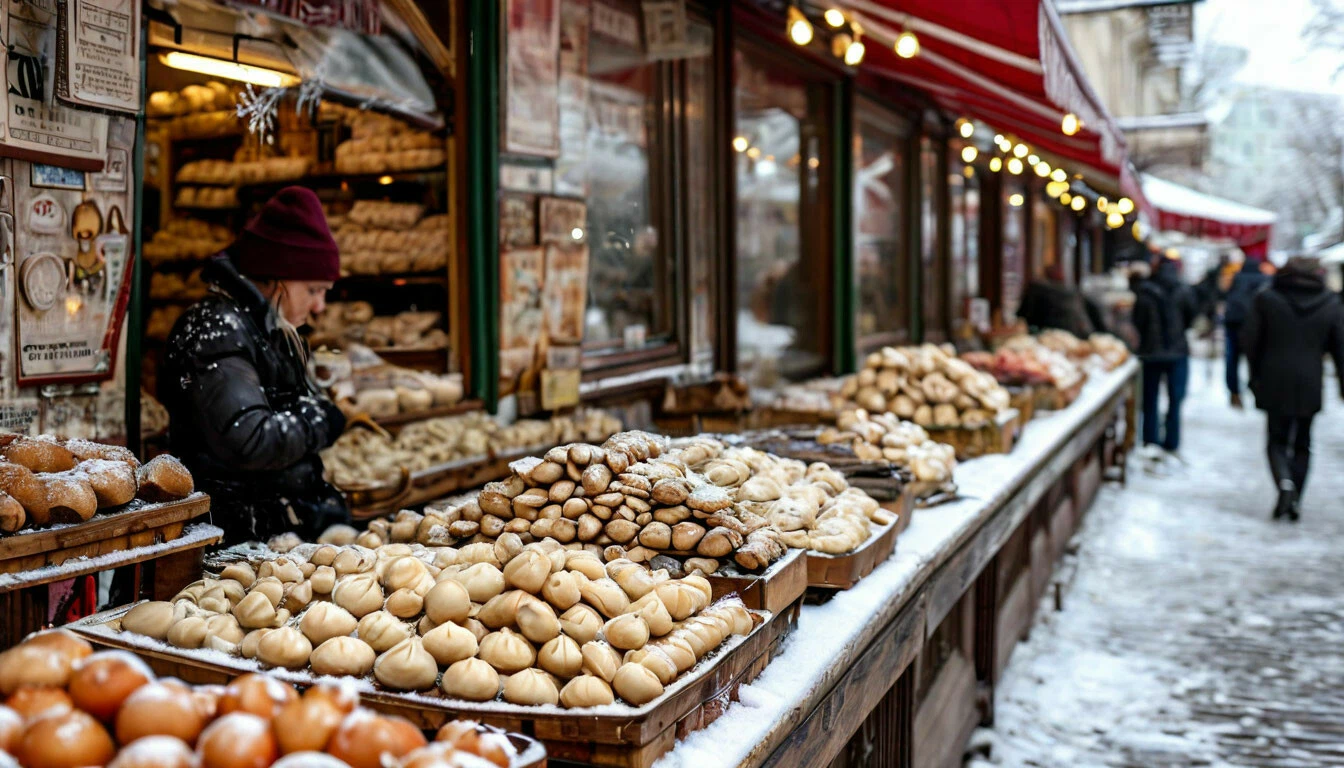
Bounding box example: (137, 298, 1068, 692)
(1222, 257, 1269, 408)
(1241, 255, 1344, 521)
(1131, 257, 1198, 461)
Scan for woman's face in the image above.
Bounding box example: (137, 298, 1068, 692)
(271, 280, 332, 326)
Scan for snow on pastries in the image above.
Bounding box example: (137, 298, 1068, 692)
(116, 540, 759, 709)
(840, 343, 1011, 429)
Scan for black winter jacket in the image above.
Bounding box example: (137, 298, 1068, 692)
(1223, 261, 1270, 326)
(1018, 281, 1104, 338)
(161, 254, 348, 543)
(1130, 262, 1197, 361)
(1242, 270, 1344, 417)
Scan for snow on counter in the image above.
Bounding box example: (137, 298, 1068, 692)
(653, 360, 1138, 768)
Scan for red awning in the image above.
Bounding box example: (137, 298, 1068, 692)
(1141, 174, 1275, 258)
(841, 0, 1154, 219)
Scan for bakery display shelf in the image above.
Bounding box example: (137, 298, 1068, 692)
(804, 487, 912, 592)
(0, 494, 212, 574)
(702, 547, 808, 614)
(337, 272, 449, 287)
(373, 399, 483, 431)
(71, 598, 798, 768)
(925, 407, 1021, 461)
(238, 168, 448, 195)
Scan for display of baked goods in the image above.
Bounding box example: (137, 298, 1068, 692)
(839, 344, 1012, 429)
(309, 303, 449, 351)
(175, 186, 239, 210)
(818, 410, 957, 485)
(142, 218, 233, 265)
(149, 270, 209, 302)
(332, 209, 450, 276)
(112, 540, 757, 709)
(334, 133, 445, 176)
(0, 630, 531, 767)
(320, 410, 623, 488)
(963, 336, 1083, 390)
(147, 82, 236, 117)
(176, 156, 312, 187)
(0, 435, 195, 534)
(1086, 333, 1130, 370)
(322, 345, 465, 420)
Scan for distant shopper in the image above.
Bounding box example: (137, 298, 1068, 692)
(1241, 256, 1344, 521)
(1222, 258, 1270, 408)
(1130, 257, 1198, 458)
(1018, 264, 1107, 338)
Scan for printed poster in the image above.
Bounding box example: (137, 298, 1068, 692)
(554, 0, 589, 196)
(500, 246, 545, 376)
(543, 243, 588, 344)
(13, 114, 134, 384)
(503, 0, 560, 157)
(57, 0, 141, 113)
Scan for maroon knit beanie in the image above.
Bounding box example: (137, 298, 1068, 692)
(231, 186, 340, 282)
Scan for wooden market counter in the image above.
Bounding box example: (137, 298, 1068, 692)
(647, 360, 1138, 768)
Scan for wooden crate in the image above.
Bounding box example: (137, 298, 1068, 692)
(0, 495, 212, 577)
(1006, 386, 1035, 425)
(1032, 378, 1085, 412)
(73, 598, 800, 768)
(805, 488, 912, 592)
(925, 408, 1021, 461)
(704, 547, 808, 614)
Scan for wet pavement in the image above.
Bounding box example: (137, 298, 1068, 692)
(980, 360, 1344, 768)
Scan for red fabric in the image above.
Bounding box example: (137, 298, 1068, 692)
(1155, 211, 1272, 259)
(232, 186, 341, 282)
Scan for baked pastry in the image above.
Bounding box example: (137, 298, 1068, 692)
(120, 601, 176, 640)
(625, 646, 677, 685)
(384, 588, 423, 618)
(136, 455, 194, 502)
(256, 627, 312, 669)
(502, 669, 559, 706)
(579, 577, 629, 618)
(63, 439, 139, 469)
(309, 637, 376, 677)
(560, 675, 615, 708)
(579, 641, 621, 683)
(559, 604, 603, 645)
(41, 473, 98, 523)
(502, 549, 550, 594)
(166, 617, 208, 649)
(373, 637, 437, 691)
(17, 709, 115, 768)
(440, 658, 499, 702)
(420, 621, 477, 666)
(78, 459, 137, 508)
(602, 614, 650, 651)
(423, 579, 471, 625)
(197, 712, 278, 768)
(537, 635, 583, 679)
(333, 573, 385, 618)
(0, 492, 24, 532)
(0, 462, 48, 526)
(451, 563, 505, 603)
(233, 591, 279, 629)
(516, 600, 560, 644)
(358, 611, 414, 652)
(299, 602, 358, 645)
(612, 662, 663, 705)
(248, 577, 285, 608)
(477, 628, 534, 674)
(541, 571, 582, 610)
(629, 593, 674, 637)
(1, 437, 77, 474)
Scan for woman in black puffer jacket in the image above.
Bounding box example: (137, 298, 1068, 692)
(161, 187, 348, 543)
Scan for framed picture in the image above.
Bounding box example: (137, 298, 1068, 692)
(539, 196, 587, 244)
(499, 193, 537, 248)
(500, 162, 554, 194)
(500, 246, 546, 370)
(503, 0, 561, 157)
(30, 164, 86, 191)
(544, 243, 589, 344)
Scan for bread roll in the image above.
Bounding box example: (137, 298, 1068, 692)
(166, 616, 209, 649)
(63, 439, 139, 469)
(136, 455, 194, 502)
(579, 577, 629, 618)
(559, 604, 604, 645)
(381, 556, 428, 593)
(283, 581, 315, 613)
(1, 437, 76, 474)
(384, 588, 423, 618)
(17, 709, 115, 768)
(309, 637, 376, 677)
(503, 668, 559, 706)
(333, 573, 385, 618)
(477, 628, 535, 674)
(650, 636, 696, 673)
(560, 675, 615, 708)
(541, 571, 582, 611)
(120, 601, 175, 640)
(516, 599, 561, 644)
(257, 627, 312, 669)
(205, 614, 245, 645)
(629, 593, 674, 637)
(537, 635, 583, 679)
(358, 611, 414, 652)
(450, 563, 505, 603)
(654, 582, 699, 621)
(612, 662, 663, 705)
(565, 551, 606, 580)
(373, 637, 438, 691)
(0, 462, 48, 526)
(440, 658, 499, 702)
(624, 646, 677, 685)
(580, 641, 621, 682)
(233, 591, 279, 629)
(602, 614, 650, 651)
(249, 577, 285, 608)
(42, 473, 98, 523)
(310, 566, 337, 595)
(423, 579, 470, 625)
(240, 629, 271, 660)
(503, 549, 550, 594)
(421, 621, 477, 666)
(333, 547, 376, 576)
(80, 459, 137, 508)
(221, 563, 256, 588)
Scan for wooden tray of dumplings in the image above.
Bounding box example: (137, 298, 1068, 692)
(804, 484, 914, 592)
(0, 495, 212, 575)
(71, 597, 800, 768)
(925, 407, 1021, 461)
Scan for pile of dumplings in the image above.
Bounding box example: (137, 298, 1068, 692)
(818, 410, 957, 485)
(118, 538, 756, 709)
(840, 344, 1012, 429)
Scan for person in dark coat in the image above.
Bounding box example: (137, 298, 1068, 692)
(161, 187, 348, 543)
(1130, 257, 1198, 456)
(1241, 256, 1344, 521)
(1017, 264, 1107, 339)
(1222, 258, 1270, 407)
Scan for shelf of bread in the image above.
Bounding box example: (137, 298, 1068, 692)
(0, 629, 546, 768)
(143, 218, 234, 267)
(330, 202, 451, 277)
(310, 304, 448, 353)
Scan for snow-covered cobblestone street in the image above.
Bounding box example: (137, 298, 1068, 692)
(983, 361, 1344, 767)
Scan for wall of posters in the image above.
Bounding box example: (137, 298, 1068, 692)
(503, 0, 560, 157)
(539, 196, 586, 244)
(554, 0, 590, 196)
(500, 246, 546, 378)
(56, 0, 141, 114)
(12, 115, 134, 384)
(543, 243, 588, 344)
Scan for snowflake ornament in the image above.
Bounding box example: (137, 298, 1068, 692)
(236, 84, 288, 143)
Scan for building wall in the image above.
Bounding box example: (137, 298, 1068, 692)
(1061, 9, 1185, 120)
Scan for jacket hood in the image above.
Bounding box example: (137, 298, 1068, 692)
(1154, 260, 1184, 289)
(202, 252, 278, 333)
(1272, 270, 1336, 316)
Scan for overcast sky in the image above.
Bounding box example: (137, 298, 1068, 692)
(1196, 0, 1344, 93)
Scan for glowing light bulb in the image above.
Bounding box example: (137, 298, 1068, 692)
(989, 157, 1003, 172)
(844, 38, 866, 66)
(895, 30, 920, 58)
(1117, 197, 1135, 215)
(788, 7, 813, 45)
(571, 227, 584, 240)
(1107, 212, 1124, 228)
(1028, 154, 1040, 165)
(824, 8, 845, 27)
(732, 136, 749, 153)
(1007, 157, 1024, 175)
(961, 146, 978, 163)
(1071, 195, 1086, 211)
(1060, 192, 1073, 205)
(957, 119, 974, 138)
(1050, 168, 1067, 183)
(1009, 193, 1024, 207)
(747, 146, 762, 159)
(1097, 196, 1109, 211)
(1062, 113, 1081, 135)
(993, 133, 1005, 145)
(378, 175, 394, 185)
(1034, 162, 1050, 178)
(1013, 143, 1029, 158)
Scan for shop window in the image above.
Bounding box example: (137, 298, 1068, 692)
(853, 100, 910, 352)
(1001, 178, 1028, 322)
(734, 43, 834, 387)
(919, 135, 947, 341)
(948, 143, 980, 333)
(1031, 195, 1057, 281)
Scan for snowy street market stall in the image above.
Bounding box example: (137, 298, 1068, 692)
(1141, 173, 1277, 260)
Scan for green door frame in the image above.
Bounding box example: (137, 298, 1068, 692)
(466, 0, 500, 411)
